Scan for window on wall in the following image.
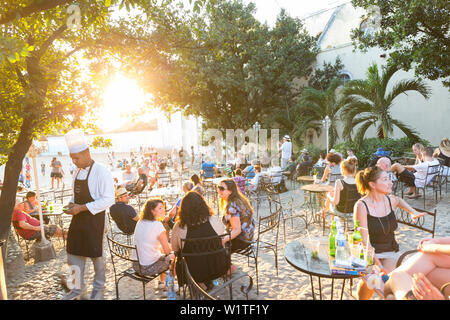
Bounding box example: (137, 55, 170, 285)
(360, 18, 374, 37)
(338, 71, 352, 85)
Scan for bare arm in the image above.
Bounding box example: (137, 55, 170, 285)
(158, 230, 173, 256)
(18, 221, 41, 232)
(389, 195, 425, 220)
(223, 216, 242, 243)
(327, 179, 342, 205)
(321, 167, 331, 183)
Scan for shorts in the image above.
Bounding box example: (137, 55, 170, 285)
(397, 169, 415, 187)
(27, 224, 58, 240)
(51, 172, 63, 178)
(133, 255, 170, 277)
(376, 251, 400, 261)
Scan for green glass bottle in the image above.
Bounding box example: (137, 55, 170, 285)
(329, 218, 337, 257)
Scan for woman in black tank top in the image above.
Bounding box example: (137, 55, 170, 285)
(354, 166, 426, 300)
(323, 158, 360, 215)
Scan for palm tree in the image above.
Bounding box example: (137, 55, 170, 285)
(340, 63, 431, 145)
(295, 78, 343, 148)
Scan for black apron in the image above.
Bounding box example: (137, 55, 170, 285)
(66, 162, 105, 258)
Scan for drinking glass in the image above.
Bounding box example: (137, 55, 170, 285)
(310, 239, 320, 259)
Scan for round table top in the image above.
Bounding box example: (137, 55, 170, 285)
(284, 239, 360, 279)
(301, 183, 334, 193)
(297, 175, 314, 182)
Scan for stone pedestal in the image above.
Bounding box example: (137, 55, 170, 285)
(33, 241, 56, 263)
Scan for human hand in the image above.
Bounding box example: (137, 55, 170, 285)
(411, 210, 427, 221)
(65, 204, 84, 216)
(412, 273, 445, 300)
(417, 238, 438, 251)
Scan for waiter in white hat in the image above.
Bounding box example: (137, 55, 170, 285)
(62, 129, 115, 300)
(279, 135, 292, 170)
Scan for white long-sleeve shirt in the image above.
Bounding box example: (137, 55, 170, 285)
(71, 162, 115, 215)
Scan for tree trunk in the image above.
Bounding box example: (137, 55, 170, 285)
(0, 122, 34, 242)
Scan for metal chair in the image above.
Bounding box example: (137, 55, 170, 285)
(106, 209, 133, 246)
(437, 159, 449, 194)
(106, 235, 167, 300)
(415, 164, 441, 208)
(180, 256, 253, 300)
(232, 199, 281, 295)
(179, 232, 253, 300)
(11, 225, 33, 261)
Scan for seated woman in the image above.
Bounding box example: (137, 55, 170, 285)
(247, 165, 262, 191)
(24, 191, 50, 224)
(353, 166, 426, 300)
(190, 174, 205, 196)
(412, 143, 425, 165)
(133, 198, 175, 290)
(218, 179, 255, 263)
(322, 158, 360, 223)
(171, 191, 230, 290)
(383, 236, 450, 300)
(149, 162, 171, 189)
(321, 152, 342, 184)
(233, 168, 246, 194)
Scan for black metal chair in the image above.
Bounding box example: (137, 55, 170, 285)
(395, 206, 437, 238)
(437, 159, 449, 194)
(106, 235, 167, 300)
(106, 209, 133, 246)
(11, 224, 33, 261)
(415, 164, 441, 208)
(232, 198, 281, 295)
(179, 232, 253, 300)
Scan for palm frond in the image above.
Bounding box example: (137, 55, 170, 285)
(385, 79, 431, 105)
(390, 119, 421, 143)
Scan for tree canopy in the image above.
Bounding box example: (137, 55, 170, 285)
(351, 0, 450, 88)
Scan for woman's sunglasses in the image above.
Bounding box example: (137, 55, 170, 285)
(217, 186, 226, 191)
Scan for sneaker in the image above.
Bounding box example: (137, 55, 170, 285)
(62, 288, 87, 300)
(90, 289, 105, 300)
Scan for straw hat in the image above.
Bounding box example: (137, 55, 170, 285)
(115, 187, 128, 199)
(440, 138, 450, 157)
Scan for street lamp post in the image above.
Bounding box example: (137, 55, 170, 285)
(322, 116, 331, 154)
(252, 121, 261, 162)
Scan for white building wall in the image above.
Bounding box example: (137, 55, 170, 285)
(302, 2, 450, 147)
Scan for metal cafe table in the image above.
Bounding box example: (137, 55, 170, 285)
(284, 238, 360, 300)
(300, 183, 334, 233)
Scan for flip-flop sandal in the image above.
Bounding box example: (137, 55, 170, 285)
(407, 194, 421, 199)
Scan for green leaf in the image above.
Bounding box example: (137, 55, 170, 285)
(27, 45, 35, 51)
(105, 0, 111, 7)
(8, 54, 16, 63)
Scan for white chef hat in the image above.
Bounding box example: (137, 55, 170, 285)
(64, 129, 89, 154)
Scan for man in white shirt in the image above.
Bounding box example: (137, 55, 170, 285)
(63, 129, 115, 300)
(391, 147, 440, 199)
(279, 135, 292, 170)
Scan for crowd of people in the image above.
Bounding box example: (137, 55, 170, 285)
(8, 128, 450, 300)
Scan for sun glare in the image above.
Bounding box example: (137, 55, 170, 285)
(98, 74, 147, 131)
